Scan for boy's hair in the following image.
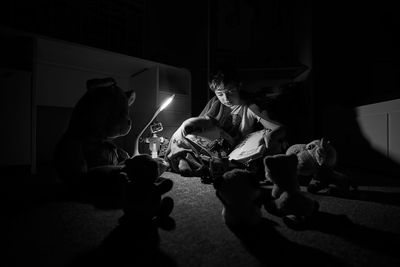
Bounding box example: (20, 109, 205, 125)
(209, 68, 241, 92)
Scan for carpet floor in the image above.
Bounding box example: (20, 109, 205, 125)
(3, 168, 400, 267)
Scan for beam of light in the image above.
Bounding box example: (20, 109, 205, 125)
(159, 94, 175, 112)
(133, 94, 175, 156)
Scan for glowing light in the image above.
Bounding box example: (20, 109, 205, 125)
(133, 94, 175, 156)
(159, 94, 175, 111)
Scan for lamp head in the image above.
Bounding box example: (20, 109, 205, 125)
(132, 94, 175, 156)
(159, 94, 175, 112)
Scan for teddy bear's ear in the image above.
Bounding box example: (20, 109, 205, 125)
(263, 155, 273, 167)
(126, 90, 136, 106)
(86, 77, 116, 91)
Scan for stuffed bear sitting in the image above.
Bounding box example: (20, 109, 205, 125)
(122, 154, 175, 231)
(97, 154, 175, 265)
(214, 169, 263, 228)
(285, 138, 354, 194)
(53, 77, 135, 206)
(263, 154, 319, 228)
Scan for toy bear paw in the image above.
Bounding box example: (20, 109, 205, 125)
(159, 196, 174, 218)
(307, 179, 330, 194)
(282, 201, 320, 230)
(154, 196, 175, 231)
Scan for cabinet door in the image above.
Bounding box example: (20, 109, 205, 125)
(0, 69, 32, 165)
(122, 67, 158, 154)
(356, 113, 388, 157)
(389, 111, 400, 164)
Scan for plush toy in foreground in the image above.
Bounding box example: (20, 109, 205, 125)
(214, 169, 263, 227)
(53, 78, 135, 205)
(122, 154, 175, 231)
(263, 154, 319, 228)
(286, 138, 354, 194)
(98, 154, 175, 264)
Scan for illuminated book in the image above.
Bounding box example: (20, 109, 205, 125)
(185, 128, 267, 164)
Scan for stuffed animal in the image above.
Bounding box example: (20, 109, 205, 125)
(285, 138, 353, 194)
(53, 77, 135, 207)
(122, 154, 175, 231)
(97, 154, 175, 265)
(54, 77, 135, 180)
(214, 169, 263, 227)
(263, 154, 319, 228)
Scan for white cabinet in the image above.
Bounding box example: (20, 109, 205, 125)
(126, 66, 191, 154)
(357, 99, 400, 165)
(0, 68, 32, 166)
(0, 34, 191, 173)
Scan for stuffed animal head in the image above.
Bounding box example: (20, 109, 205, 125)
(305, 138, 337, 167)
(67, 77, 136, 139)
(286, 138, 337, 176)
(264, 153, 299, 192)
(214, 169, 262, 226)
(125, 154, 159, 183)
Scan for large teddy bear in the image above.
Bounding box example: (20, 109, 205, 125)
(53, 77, 135, 206)
(263, 154, 319, 228)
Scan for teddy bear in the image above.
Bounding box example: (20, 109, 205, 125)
(122, 154, 175, 231)
(263, 153, 319, 228)
(94, 154, 175, 266)
(285, 138, 354, 194)
(213, 168, 263, 227)
(53, 77, 135, 206)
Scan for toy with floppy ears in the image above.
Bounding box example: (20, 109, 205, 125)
(285, 138, 355, 194)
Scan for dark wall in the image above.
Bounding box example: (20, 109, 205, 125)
(312, 2, 400, 176)
(0, 0, 210, 115)
(312, 1, 400, 137)
(313, 2, 400, 109)
(1, 0, 313, 116)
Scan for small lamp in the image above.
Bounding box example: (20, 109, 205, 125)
(133, 94, 175, 156)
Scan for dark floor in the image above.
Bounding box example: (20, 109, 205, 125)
(3, 166, 400, 267)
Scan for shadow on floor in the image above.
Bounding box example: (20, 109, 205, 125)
(228, 218, 347, 267)
(304, 211, 400, 259)
(67, 218, 177, 267)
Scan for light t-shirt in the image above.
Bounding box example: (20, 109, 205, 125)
(199, 96, 261, 140)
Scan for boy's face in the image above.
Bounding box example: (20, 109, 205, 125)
(215, 83, 240, 107)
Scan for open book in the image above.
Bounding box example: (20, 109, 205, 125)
(185, 128, 267, 164)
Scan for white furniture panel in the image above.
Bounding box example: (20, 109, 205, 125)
(36, 63, 131, 107)
(157, 111, 192, 127)
(356, 113, 388, 157)
(389, 111, 400, 164)
(33, 37, 191, 168)
(357, 98, 400, 165)
(0, 69, 32, 165)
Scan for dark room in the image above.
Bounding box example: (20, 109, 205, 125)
(1, 0, 400, 266)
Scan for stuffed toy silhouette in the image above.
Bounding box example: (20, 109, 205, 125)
(214, 169, 263, 227)
(285, 138, 354, 194)
(96, 154, 175, 266)
(263, 154, 319, 228)
(122, 154, 175, 231)
(53, 77, 135, 206)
